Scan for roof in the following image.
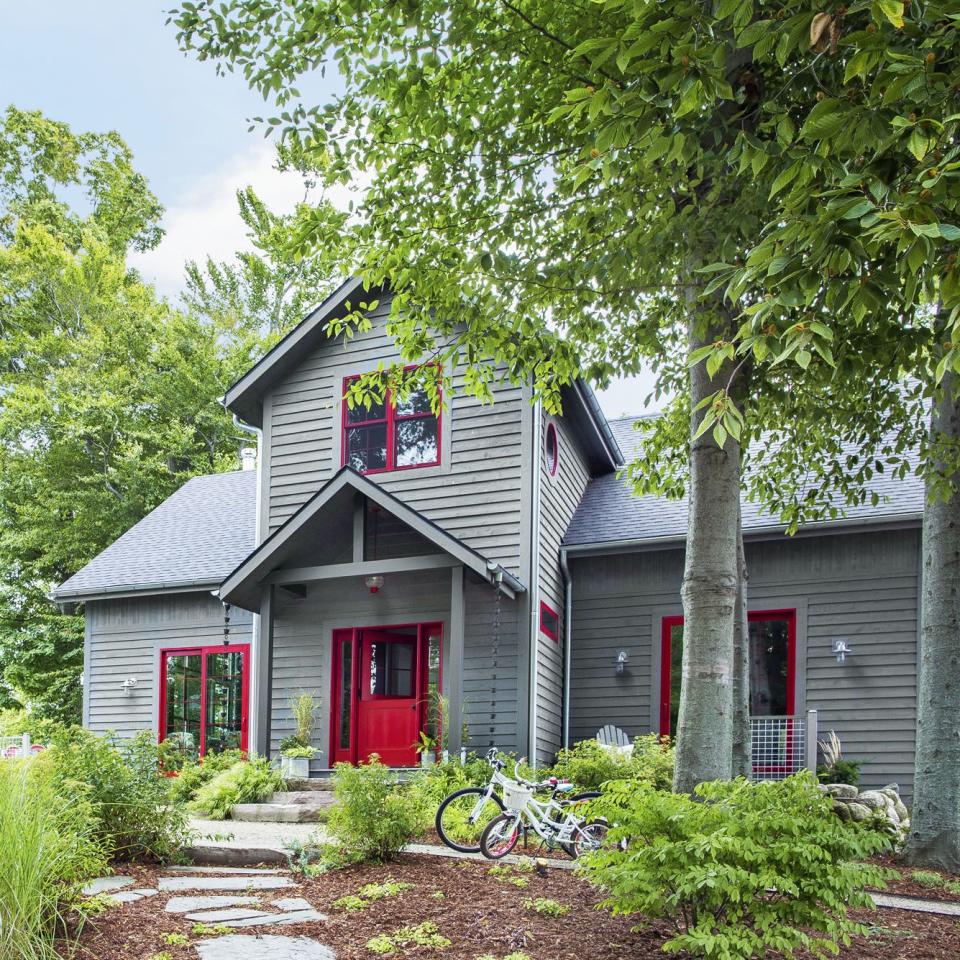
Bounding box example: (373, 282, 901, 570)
(219, 466, 526, 611)
(52, 471, 257, 602)
(562, 417, 926, 549)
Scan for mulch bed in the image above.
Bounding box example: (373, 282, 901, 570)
(65, 854, 960, 960)
(869, 854, 960, 904)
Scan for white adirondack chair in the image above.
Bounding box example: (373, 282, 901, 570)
(595, 724, 634, 757)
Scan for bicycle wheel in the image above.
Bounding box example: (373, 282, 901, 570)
(562, 818, 609, 859)
(480, 812, 523, 859)
(435, 787, 505, 854)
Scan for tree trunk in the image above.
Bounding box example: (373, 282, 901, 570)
(905, 374, 960, 871)
(731, 515, 752, 779)
(674, 309, 741, 793)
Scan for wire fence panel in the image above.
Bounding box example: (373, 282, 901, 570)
(750, 715, 808, 781)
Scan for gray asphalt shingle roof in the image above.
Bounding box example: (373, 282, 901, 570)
(53, 471, 257, 601)
(563, 417, 925, 547)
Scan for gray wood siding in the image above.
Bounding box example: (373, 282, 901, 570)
(85, 593, 252, 741)
(268, 568, 521, 761)
(264, 294, 526, 575)
(568, 528, 920, 795)
(534, 413, 592, 761)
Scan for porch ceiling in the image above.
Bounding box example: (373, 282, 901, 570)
(219, 466, 524, 611)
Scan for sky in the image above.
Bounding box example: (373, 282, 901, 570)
(0, 1, 657, 418)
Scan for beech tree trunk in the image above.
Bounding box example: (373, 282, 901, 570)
(731, 517, 752, 779)
(905, 374, 960, 871)
(674, 310, 742, 793)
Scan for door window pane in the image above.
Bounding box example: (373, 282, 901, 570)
(424, 629, 442, 745)
(204, 650, 244, 755)
(394, 417, 438, 467)
(339, 639, 353, 750)
(749, 618, 790, 715)
(369, 639, 415, 697)
(165, 653, 202, 761)
(346, 423, 388, 472)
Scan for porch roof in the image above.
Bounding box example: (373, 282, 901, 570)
(219, 466, 525, 611)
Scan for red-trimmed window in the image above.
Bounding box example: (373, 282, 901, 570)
(539, 601, 560, 642)
(545, 422, 559, 476)
(159, 644, 249, 761)
(342, 369, 441, 474)
(659, 610, 796, 737)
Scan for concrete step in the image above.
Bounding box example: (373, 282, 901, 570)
(231, 792, 335, 823)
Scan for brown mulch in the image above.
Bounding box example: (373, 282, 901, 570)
(869, 854, 960, 904)
(65, 854, 960, 960)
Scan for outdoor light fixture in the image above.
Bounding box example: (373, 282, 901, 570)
(120, 677, 138, 697)
(832, 638, 852, 664)
(615, 650, 629, 675)
(365, 575, 385, 594)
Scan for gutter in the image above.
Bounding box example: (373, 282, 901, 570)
(560, 546, 573, 750)
(574, 380, 623, 468)
(52, 578, 222, 606)
(528, 400, 543, 767)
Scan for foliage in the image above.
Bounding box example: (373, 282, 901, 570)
(816, 731, 863, 787)
(0, 759, 106, 960)
(189, 758, 283, 820)
(162, 933, 190, 947)
(280, 744, 317, 759)
(523, 897, 570, 917)
(580, 774, 890, 959)
(405, 753, 490, 811)
(190, 923, 231, 937)
(166, 749, 246, 804)
(333, 878, 414, 911)
(284, 837, 327, 876)
(326, 758, 427, 863)
(365, 922, 451, 955)
(911, 870, 944, 889)
(0, 709, 66, 745)
(551, 736, 674, 792)
(38, 728, 189, 862)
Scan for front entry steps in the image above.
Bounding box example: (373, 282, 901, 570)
(231, 791, 335, 823)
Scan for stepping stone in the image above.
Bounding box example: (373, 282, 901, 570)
(220, 909, 327, 928)
(158, 876, 294, 892)
(194, 934, 336, 959)
(166, 896, 263, 913)
(166, 865, 284, 875)
(873, 892, 960, 917)
(186, 907, 275, 923)
(112, 888, 158, 904)
(82, 876, 135, 896)
(272, 898, 314, 912)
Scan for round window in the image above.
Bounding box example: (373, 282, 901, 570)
(545, 422, 559, 476)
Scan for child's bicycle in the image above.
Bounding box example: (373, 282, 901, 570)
(478, 761, 609, 860)
(434, 748, 600, 854)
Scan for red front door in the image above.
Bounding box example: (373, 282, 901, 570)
(331, 623, 442, 767)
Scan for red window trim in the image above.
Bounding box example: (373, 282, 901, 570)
(329, 621, 443, 765)
(659, 609, 796, 737)
(539, 600, 560, 643)
(545, 422, 559, 477)
(158, 643, 250, 758)
(340, 365, 442, 474)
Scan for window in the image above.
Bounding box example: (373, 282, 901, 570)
(659, 610, 796, 737)
(540, 601, 560, 642)
(545, 422, 559, 476)
(342, 369, 440, 473)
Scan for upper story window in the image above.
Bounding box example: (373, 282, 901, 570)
(545, 422, 559, 476)
(342, 370, 441, 474)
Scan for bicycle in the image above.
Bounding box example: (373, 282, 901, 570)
(434, 748, 600, 854)
(478, 761, 608, 860)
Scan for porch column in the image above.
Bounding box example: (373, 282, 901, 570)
(447, 564, 465, 758)
(253, 584, 275, 758)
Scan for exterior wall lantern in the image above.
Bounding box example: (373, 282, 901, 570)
(832, 638, 852, 664)
(365, 575, 385, 594)
(615, 650, 629, 675)
(120, 677, 138, 696)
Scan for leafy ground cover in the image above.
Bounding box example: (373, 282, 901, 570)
(64, 855, 960, 960)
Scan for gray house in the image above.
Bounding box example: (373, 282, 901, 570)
(53, 279, 924, 792)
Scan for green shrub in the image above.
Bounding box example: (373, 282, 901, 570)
(631, 734, 675, 790)
(549, 736, 674, 791)
(0, 709, 68, 746)
(189, 758, 283, 820)
(523, 897, 570, 917)
(817, 759, 863, 786)
(326, 757, 426, 863)
(39, 728, 189, 862)
(0, 760, 106, 960)
(580, 773, 889, 960)
(167, 749, 246, 804)
(365, 921, 450, 954)
(911, 869, 943, 889)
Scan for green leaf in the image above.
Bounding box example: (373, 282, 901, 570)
(875, 0, 905, 28)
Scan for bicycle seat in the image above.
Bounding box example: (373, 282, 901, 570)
(554, 781, 575, 793)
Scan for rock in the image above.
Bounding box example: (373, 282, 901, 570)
(832, 800, 852, 821)
(166, 896, 263, 913)
(824, 784, 859, 799)
(855, 791, 888, 810)
(894, 799, 909, 821)
(186, 908, 276, 923)
(82, 876, 135, 896)
(847, 802, 872, 822)
(231, 803, 325, 824)
(194, 934, 336, 960)
(157, 876, 294, 892)
(272, 898, 315, 912)
(221, 909, 327, 928)
(112, 888, 158, 903)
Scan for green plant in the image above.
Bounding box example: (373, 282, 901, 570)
(191, 923, 232, 936)
(816, 731, 864, 786)
(168, 749, 246, 804)
(148, 953, 173, 960)
(911, 870, 944, 889)
(631, 734, 676, 790)
(163, 932, 190, 946)
(487, 865, 528, 887)
(73, 894, 118, 918)
(944, 880, 960, 895)
(278, 692, 317, 753)
(326, 758, 427, 863)
(359, 878, 415, 900)
(414, 730, 437, 757)
(580, 774, 890, 960)
(548, 736, 675, 792)
(431, 890, 445, 900)
(477, 954, 531, 960)
(332, 894, 367, 911)
(522, 897, 570, 917)
(280, 744, 317, 759)
(285, 837, 327, 875)
(39, 728, 189, 861)
(0, 760, 106, 960)
(189, 758, 283, 820)
(365, 921, 451, 955)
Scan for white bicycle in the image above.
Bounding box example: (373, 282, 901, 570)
(478, 761, 608, 860)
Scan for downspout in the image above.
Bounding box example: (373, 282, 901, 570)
(527, 401, 543, 767)
(560, 546, 573, 750)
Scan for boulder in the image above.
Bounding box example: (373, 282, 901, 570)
(894, 799, 909, 821)
(846, 802, 872, 822)
(832, 799, 852, 821)
(854, 790, 888, 810)
(823, 783, 859, 799)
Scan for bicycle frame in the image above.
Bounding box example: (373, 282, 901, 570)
(503, 792, 584, 847)
(466, 766, 511, 823)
